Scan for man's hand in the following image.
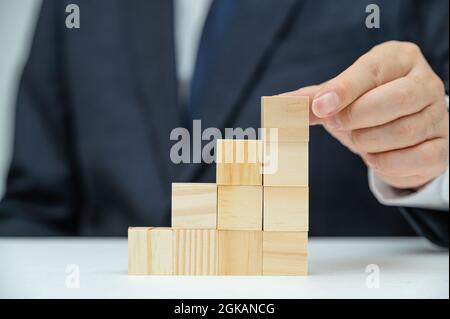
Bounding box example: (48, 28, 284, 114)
(285, 41, 449, 189)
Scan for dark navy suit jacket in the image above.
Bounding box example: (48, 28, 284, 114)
(0, 0, 448, 246)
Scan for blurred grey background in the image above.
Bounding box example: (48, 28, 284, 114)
(0, 0, 41, 197)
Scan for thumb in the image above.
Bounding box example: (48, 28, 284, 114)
(279, 85, 323, 125)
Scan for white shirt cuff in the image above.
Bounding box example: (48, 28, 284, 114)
(369, 168, 449, 211)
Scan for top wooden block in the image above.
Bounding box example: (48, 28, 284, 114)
(261, 96, 309, 142)
(216, 139, 262, 185)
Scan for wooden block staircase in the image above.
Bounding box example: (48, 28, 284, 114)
(128, 96, 309, 276)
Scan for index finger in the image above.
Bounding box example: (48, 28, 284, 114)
(312, 41, 419, 118)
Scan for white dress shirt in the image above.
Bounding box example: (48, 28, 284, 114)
(174, 0, 212, 101)
(174, 0, 450, 212)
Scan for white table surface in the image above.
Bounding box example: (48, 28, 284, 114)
(0, 237, 448, 299)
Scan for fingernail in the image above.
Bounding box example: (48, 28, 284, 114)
(312, 92, 340, 118)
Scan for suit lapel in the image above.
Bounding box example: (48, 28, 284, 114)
(198, 0, 302, 130)
(122, 0, 182, 186)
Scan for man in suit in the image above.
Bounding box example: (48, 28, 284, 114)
(0, 0, 448, 247)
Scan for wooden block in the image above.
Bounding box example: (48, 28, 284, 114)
(263, 231, 308, 276)
(173, 229, 218, 276)
(148, 228, 173, 275)
(216, 139, 262, 185)
(218, 231, 263, 276)
(128, 227, 173, 275)
(264, 187, 309, 231)
(261, 96, 309, 142)
(128, 227, 151, 275)
(217, 185, 263, 230)
(171, 183, 217, 229)
(263, 142, 308, 186)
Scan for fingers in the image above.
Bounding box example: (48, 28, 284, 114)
(333, 76, 434, 131)
(311, 41, 419, 118)
(280, 85, 323, 125)
(365, 138, 449, 178)
(350, 103, 448, 153)
(286, 42, 448, 190)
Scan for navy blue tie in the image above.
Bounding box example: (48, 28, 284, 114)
(189, 0, 236, 119)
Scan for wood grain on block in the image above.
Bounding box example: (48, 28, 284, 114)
(218, 231, 263, 276)
(263, 231, 308, 276)
(264, 187, 309, 231)
(173, 229, 218, 276)
(263, 142, 308, 187)
(217, 185, 263, 230)
(171, 183, 217, 229)
(216, 139, 262, 185)
(128, 227, 152, 275)
(149, 228, 173, 275)
(261, 96, 309, 142)
(128, 227, 173, 275)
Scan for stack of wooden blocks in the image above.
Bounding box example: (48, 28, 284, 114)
(128, 96, 309, 276)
